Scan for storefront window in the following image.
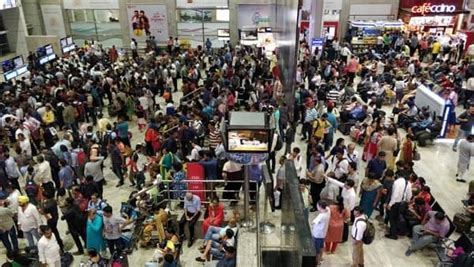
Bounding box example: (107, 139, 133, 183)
(177, 8, 229, 48)
(66, 9, 123, 48)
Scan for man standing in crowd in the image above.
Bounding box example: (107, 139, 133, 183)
(352, 206, 367, 267)
(386, 173, 412, 240)
(37, 225, 61, 267)
(456, 134, 474, 183)
(0, 192, 19, 254)
(103, 206, 130, 256)
(17, 196, 41, 248)
(453, 103, 474, 152)
(311, 200, 330, 266)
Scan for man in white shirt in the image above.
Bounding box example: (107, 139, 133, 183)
(326, 176, 357, 212)
(189, 140, 202, 161)
(311, 201, 331, 265)
(331, 148, 349, 180)
(352, 206, 367, 267)
(386, 174, 412, 240)
(35, 155, 53, 185)
(37, 225, 61, 267)
(17, 196, 41, 247)
(347, 143, 360, 169)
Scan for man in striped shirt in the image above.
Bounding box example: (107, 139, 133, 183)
(302, 102, 318, 141)
(208, 123, 221, 151)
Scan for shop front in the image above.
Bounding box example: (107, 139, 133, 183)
(399, 0, 468, 34)
(347, 20, 404, 54)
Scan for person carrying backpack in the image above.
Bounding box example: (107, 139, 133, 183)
(351, 206, 375, 267)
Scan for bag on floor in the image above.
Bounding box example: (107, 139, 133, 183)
(453, 213, 472, 234)
(111, 252, 129, 267)
(61, 252, 74, 267)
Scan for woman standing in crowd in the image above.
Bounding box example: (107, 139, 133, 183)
(325, 196, 350, 254)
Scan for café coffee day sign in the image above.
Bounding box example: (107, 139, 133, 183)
(411, 3, 456, 15)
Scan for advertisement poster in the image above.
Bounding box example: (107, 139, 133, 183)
(238, 4, 271, 28)
(186, 163, 205, 201)
(41, 5, 66, 37)
(63, 0, 119, 9)
(127, 4, 169, 43)
(176, 0, 228, 8)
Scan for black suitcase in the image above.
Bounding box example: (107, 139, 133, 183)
(453, 213, 472, 233)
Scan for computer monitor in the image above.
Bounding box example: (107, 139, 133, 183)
(16, 65, 28, 75)
(4, 71, 16, 81)
(1, 59, 13, 73)
(13, 56, 23, 69)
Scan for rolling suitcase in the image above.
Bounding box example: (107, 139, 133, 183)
(453, 213, 472, 233)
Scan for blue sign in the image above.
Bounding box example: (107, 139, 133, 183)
(312, 38, 324, 47)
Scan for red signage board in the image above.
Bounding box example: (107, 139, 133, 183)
(400, 0, 463, 11)
(186, 162, 205, 201)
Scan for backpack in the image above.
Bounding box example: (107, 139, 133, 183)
(355, 218, 375, 245)
(77, 150, 87, 166)
(61, 252, 74, 267)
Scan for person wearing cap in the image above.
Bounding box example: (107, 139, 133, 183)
(17, 195, 41, 247)
(455, 134, 474, 183)
(0, 192, 19, 253)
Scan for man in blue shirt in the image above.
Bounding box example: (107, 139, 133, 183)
(199, 151, 218, 200)
(366, 151, 387, 180)
(179, 192, 201, 247)
(216, 246, 236, 267)
(115, 116, 129, 147)
(325, 106, 338, 151)
(58, 159, 75, 189)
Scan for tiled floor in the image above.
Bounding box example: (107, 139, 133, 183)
(1, 87, 473, 267)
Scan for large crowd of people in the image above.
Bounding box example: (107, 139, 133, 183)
(0, 28, 472, 267)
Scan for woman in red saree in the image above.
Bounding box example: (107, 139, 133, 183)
(202, 197, 224, 235)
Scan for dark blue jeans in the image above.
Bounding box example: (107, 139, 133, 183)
(0, 226, 19, 253)
(106, 238, 123, 256)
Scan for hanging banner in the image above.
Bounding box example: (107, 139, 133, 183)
(63, 0, 119, 9)
(127, 4, 169, 43)
(186, 163, 206, 201)
(41, 5, 66, 37)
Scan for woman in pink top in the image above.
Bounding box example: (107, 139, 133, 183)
(325, 196, 350, 253)
(347, 56, 358, 82)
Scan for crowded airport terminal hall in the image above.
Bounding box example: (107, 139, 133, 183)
(0, 0, 474, 266)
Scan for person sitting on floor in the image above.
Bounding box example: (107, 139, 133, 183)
(195, 229, 235, 262)
(405, 211, 450, 256)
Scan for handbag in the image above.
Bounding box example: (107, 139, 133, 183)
(413, 144, 420, 161)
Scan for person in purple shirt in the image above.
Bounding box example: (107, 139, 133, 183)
(405, 211, 450, 256)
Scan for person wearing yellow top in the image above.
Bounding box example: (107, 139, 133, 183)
(312, 113, 331, 142)
(431, 40, 441, 61)
(97, 115, 112, 133)
(42, 105, 55, 126)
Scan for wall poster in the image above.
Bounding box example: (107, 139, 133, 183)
(127, 4, 169, 43)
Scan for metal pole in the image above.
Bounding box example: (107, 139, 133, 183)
(242, 165, 253, 227)
(201, 10, 205, 48)
(255, 180, 261, 267)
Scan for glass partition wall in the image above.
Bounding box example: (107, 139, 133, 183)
(176, 0, 230, 49)
(66, 9, 122, 48)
